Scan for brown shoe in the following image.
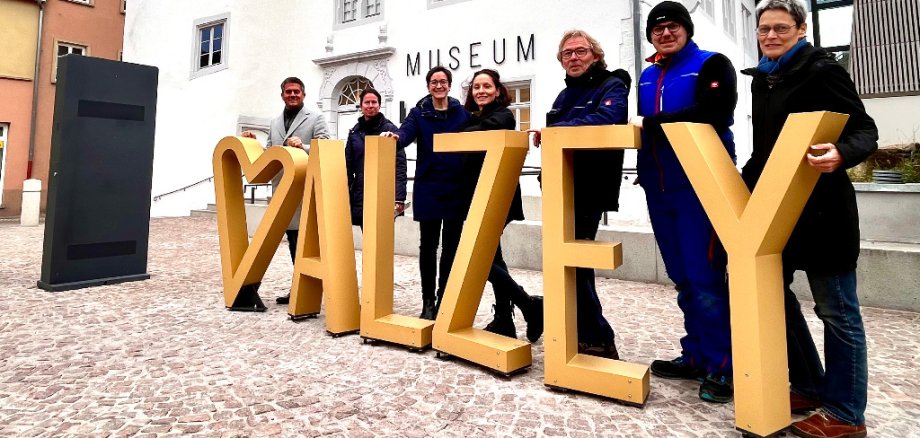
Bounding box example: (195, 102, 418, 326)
(791, 391, 823, 414)
(791, 411, 866, 438)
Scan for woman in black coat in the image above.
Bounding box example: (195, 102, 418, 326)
(460, 69, 543, 343)
(344, 88, 407, 228)
(740, 1, 877, 436)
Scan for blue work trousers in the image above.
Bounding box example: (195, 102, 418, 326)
(645, 187, 732, 375)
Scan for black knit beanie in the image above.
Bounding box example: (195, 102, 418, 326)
(646, 1, 694, 42)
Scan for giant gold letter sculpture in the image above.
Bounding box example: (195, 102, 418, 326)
(662, 111, 848, 437)
(541, 125, 649, 405)
(359, 136, 435, 349)
(289, 139, 361, 336)
(431, 130, 531, 374)
(213, 137, 308, 311)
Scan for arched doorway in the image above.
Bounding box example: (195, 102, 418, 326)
(333, 76, 374, 139)
(313, 49, 395, 139)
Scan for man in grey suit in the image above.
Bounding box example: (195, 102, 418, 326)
(243, 76, 330, 304)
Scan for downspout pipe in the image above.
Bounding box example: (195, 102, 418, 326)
(27, 0, 46, 179)
(632, 0, 644, 93)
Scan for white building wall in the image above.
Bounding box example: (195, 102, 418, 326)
(863, 95, 920, 146)
(125, 0, 757, 217)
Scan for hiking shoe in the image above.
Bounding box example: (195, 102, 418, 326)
(650, 356, 704, 381)
(699, 373, 733, 403)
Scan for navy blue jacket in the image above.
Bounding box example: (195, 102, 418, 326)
(546, 63, 630, 214)
(637, 40, 737, 193)
(395, 95, 470, 221)
(345, 113, 405, 226)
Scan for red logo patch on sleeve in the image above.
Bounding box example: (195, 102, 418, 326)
(710, 81, 720, 88)
(604, 99, 613, 106)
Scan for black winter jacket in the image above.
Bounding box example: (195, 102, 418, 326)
(741, 44, 878, 273)
(546, 62, 631, 215)
(345, 113, 406, 226)
(459, 103, 524, 223)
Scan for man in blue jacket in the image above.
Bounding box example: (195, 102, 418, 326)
(630, 1, 737, 403)
(533, 29, 630, 360)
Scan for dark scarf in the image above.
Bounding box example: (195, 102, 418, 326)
(357, 112, 384, 132)
(283, 104, 303, 131)
(564, 61, 610, 88)
(469, 101, 503, 120)
(757, 38, 809, 74)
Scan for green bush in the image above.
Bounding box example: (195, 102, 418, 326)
(899, 152, 920, 183)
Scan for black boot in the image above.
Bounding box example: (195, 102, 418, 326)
(484, 305, 517, 339)
(522, 295, 544, 343)
(420, 297, 437, 320)
(275, 294, 290, 305)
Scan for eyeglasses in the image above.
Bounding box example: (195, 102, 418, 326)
(560, 47, 591, 59)
(428, 79, 449, 87)
(757, 23, 796, 36)
(651, 22, 682, 36)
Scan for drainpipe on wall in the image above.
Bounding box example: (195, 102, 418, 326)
(632, 0, 644, 92)
(22, 0, 45, 225)
(27, 0, 46, 180)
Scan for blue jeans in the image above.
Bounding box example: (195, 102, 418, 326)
(784, 268, 868, 425)
(645, 187, 732, 375)
(574, 212, 615, 345)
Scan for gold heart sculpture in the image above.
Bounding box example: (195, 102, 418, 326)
(212, 136, 307, 310)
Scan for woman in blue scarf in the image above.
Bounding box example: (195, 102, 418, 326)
(741, 1, 878, 437)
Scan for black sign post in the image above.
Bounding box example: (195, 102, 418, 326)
(38, 55, 159, 291)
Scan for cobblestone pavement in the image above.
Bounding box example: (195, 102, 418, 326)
(1, 217, 918, 437)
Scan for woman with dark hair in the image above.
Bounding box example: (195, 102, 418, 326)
(741, 1, 877, 437)
(344, 88, 407, 228)
(382, 66, 470, 320)
(460, 69, 543, 342)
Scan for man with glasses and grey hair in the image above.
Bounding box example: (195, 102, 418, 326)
(531, 29, 631, 360)
(629, 1, 738, 404)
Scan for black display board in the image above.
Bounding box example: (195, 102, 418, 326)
(39, 55, 159, 291)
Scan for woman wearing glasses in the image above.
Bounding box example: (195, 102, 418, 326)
(458, 68, 543, 343)
(382, 67, 470, 320)
(742, 1, 877, 437)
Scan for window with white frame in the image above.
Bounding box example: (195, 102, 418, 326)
(335, 0, 383, 28)
(741, 4, 756, 59)
(722, 0, 737, 40)
(507, 81, 532, 132)
(365, 0, 382, 17)
(66, 0, 93, 6)
(52, 41, 88, 82)
(190, 14, 230, 79)
(700, 0, 715, 20)
(121, 0, 126, 13)
(198, 23, 223, 68)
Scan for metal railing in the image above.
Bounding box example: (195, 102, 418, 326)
(152, 176, 214, 201)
